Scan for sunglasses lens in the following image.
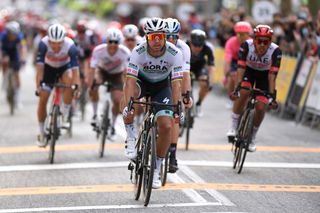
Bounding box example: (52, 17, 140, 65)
(166, 34, 179, 40)
(108, 40, 119, 44)
(257, 39, 270, 45)
(147, 33, 165, 41)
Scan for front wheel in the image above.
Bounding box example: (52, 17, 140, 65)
(99, 101, 110, 158)
(49, 106, 59, 164)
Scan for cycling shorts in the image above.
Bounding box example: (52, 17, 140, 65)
(191, 67, 208, 80)
(229, 59, 238, 73)
(97, 69, 123, 91)
(42, 64, 71, 90)
(136, 77, 174, 118)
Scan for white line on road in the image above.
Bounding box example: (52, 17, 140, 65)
(0, 202, 224, 213)
(168, 173, 209, 203)
(180, 166, 235, 206)
(1, 161, 320, 173)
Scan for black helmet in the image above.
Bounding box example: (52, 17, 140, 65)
(190, 29, 206, 46)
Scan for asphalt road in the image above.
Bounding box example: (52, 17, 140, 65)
(0, 57, 319, 213)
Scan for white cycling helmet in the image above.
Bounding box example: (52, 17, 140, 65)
(106, 28, 123, 42)
(123, 24, 138, 38)
(144, 17, 167, 34)
(165, 18, 181, 34)
(48, 23, 66, 42)
(6, 21, 20, 35)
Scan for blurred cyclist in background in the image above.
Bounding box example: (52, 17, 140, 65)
(88, 28, 130, 141)
(122, 24, 142, 51)
(165, 17, 192, 173)
(187, 29, 215, 117)
(227, 25, 282, 152)
(1, 21, 27, 109)
(224, 21, 252, 109)
(36, 23, 80, 147)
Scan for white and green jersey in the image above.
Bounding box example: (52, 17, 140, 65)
(127, 41, 183, 83)
(175, 39, 191, 73)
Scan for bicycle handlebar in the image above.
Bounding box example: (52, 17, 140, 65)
(35, 83, 79, 96)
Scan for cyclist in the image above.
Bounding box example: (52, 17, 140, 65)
(1, 21, 27, 108)
(186, 29, 215, 117)
(35, 23, 80, 147)
(89, 28, 130, 141)
(165, 18, 192, 173)
(224, 21, 252, 109)
(122, 17, 183, 189)
(122, 24, 143, 51)
(227, 25, 282, 152)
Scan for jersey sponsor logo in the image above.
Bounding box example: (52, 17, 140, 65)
(143, 64, 168, 73)
(127, 67, 138, 76)
(249, 55, 269, 64)
(128, 62, 138, 70)
(167, 46, 178, 56)
(136, 45, 146, 54)
(174, 66, 183, 72)
(162, 97, 170, 104)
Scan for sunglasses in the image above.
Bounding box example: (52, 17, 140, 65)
(166, 34, 179, 40)
(108, 40, 119, 44)
(256, 38, 271, 45)
(192, 43, 203, 47)
(146, 33, 165, 41)
(125, 38, 135, 42)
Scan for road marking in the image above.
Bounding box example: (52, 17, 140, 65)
(180, 166, 235, 206)
(0, 183, 319, 197)
(0, 202, 225, 213)
(1, 143, 320, 154)
(1, 161, 320, 173)
(168, 173, 209, 203)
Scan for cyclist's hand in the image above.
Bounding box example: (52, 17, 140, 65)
(122, 106, 134, 120)
(184, 96, 193, 108)
(35, 87, 41, 96)
(267, 93, 278, 110)
(229, 84, 241, 101)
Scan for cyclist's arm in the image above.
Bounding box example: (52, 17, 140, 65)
(236, 42, 249, 86)
(124, 60, 140, 106)
(268, 47, 282, 95)
(224, 38, 233, 76)
(206, 45, 215, 85)
(19, 37, 27, 63)
(181, 41, 191, 94)
(35, 41, 47, 88)
(171, 51, 184, 104)
(69, 44, 80, 86)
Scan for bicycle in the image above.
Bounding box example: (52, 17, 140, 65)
(5, 67, 16, 115)
(128, 96, 181, 206)
(91, 81, 111, 158)
(231, 87, 268, 174)
(37, 82, 78, 164)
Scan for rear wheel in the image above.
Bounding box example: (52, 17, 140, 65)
(143, 127, 156, 206)
(99, 101, 110, 158)
(185, 107, 193, 150)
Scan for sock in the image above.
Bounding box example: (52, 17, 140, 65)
(170, 144, 177, 159)
(231, 112, 240, 129)
(252, 126, 259, 140)
(92, 102, 98, 116)
(39, 122, 45, 135)
(62, 104, 71, 118)
(125, 123, 136, 140)
(156, 156, 164, 171)
(111, 113, 117, 129)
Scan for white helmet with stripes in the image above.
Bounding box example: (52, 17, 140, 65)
(48, 23, 66, 42)
(144, 17, 167, 34)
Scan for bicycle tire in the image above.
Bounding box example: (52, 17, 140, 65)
(237, 109, 255, 174)
(143, 126, 156, 206)
(133, 130, 145, 200)
(79, 85, 87, 121)
(67, 107, 73, 138)
(6, 70, 15, 115)
(161, 151, 169, 186)
(99, 101, 110, 158)
(185, 107, 192, 150)
(49, 106, 59, 164)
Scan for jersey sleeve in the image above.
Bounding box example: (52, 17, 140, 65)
(237, 42, 249, 69)
(224, 38, 233, 62)
(90, 46, 99, 69)
(270, 47, 282, 73)
(126, 51, 140, 79)
(36, 41, 47, 64)
(182, 43, 191, 73)
(68, 44, 79, 68)
(206, 45, 215, 66)
(171, 50, 184, 81)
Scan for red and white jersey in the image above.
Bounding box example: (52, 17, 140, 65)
(238, 39, 282, 72)
(90, 43, 130, 74)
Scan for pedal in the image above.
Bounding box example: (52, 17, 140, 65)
(228, 136, 235, 143)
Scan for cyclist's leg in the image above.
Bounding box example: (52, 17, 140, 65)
(195, 68, 209, 116)
(89, 68, 103, 122)
(12, 59, 22, 107)
(1, 55, 9, 90)
(60, 67, 73, 119)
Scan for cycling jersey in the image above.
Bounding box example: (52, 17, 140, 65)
(90, 43, 130, 74)
(127, 41, 183, 83)
(175, 39, 191, 73)
(237, 39, 282, 72)
(74, 30, 98, 60)
(36, 36, 79, 69)
(1, 31, 25, 70)
(225, 36, 250, 72)
(186, 40, 214, 75)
